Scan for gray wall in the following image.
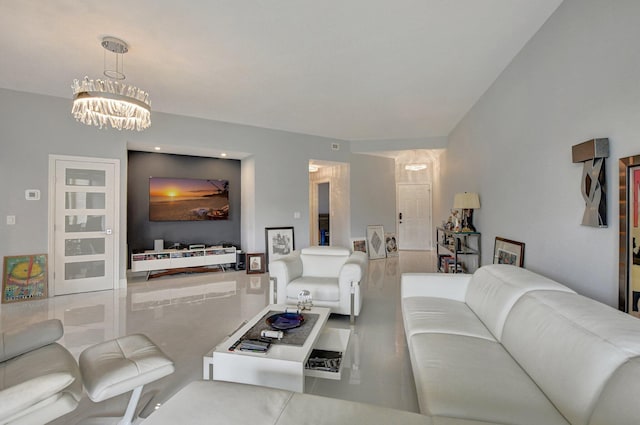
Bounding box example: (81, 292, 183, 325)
(0, 88, 395, 285)
(350, 153, 397, 238)
(127, 151, 241, 252)
(438, 0, 640, 307)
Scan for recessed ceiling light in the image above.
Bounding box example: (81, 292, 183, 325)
(154, 146, 161, 151)
(220, 153, 227, 157)
(309, 164, 319, 172)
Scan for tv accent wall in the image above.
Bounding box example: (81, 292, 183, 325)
(127, 151, 241, 255)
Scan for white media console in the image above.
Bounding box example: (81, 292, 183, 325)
(131, 246, 237, 279)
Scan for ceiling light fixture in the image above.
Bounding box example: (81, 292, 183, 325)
(71, 37, 151, 131)
(405, 164, 427, 171)
(309, 164, 319, 172)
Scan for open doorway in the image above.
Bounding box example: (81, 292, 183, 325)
(318, 182, 330, 245)
(309, 161, 350, 248)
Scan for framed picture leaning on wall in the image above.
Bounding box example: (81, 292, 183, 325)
(3, 254, 48, 303)
(265, 226, 295, 268)
(493, 237, 525, 267)
(366, 225, 386, 260)
(246, 253, 266, 274)
(351, 238, 367, 254)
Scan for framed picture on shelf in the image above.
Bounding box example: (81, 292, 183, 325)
(366, 225, 386, 260)
(351, 238, 367, 254)
(493, 237, 525, 267)
(265, 226, 294, 267)
(246, 253, 266, 274)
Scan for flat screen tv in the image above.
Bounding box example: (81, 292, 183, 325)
(149, 177, 229, 221)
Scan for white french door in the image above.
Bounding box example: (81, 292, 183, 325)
(49, 156, 119, 295)
(397, 184, 432, 250)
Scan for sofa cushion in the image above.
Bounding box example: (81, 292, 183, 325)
(409, 333, 569, 425)
(402, 297, 495, 341)
(502, 290, 640, 425)
(286, 277, 340, 302)
(465, 265, 575, 340)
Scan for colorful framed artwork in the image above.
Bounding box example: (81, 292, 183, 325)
(265, 226, 294, 267)
(351, 238, 367, 254)
(366, 225, 386, 260)
(619, 155, 640, 316)
(246, 253, 266, 274)
(3, 254, 48, 303)
(493, 237, 525, 267)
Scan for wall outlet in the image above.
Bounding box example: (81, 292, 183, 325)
(7, 215, 16, 225)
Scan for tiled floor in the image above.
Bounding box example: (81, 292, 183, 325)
(0, 250, 436, 424)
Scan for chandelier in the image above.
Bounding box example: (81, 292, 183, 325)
(72, 37, 151, 131)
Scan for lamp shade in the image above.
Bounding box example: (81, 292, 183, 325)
(453, 192, 480, 209)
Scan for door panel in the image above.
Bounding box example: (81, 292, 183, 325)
(398, 184, 432, 250)
(52, 159, 118, 295)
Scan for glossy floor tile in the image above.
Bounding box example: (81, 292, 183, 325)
(0, 250, 436, 423)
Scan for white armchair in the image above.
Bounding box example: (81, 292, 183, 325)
(269, 246, 368, 322)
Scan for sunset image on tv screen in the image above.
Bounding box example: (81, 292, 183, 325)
(149, 177, 229, 221)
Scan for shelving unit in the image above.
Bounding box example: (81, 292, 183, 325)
(131, 246, 236, 279)
(436, 227, 481, 274)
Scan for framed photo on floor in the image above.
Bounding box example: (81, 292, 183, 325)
(366, 225, 386, 259)
(265, 226, 294, 267)
(246, 253, 266, 274)
(493, 237, 525, 267)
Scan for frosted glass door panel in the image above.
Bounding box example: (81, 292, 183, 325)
(65, 169, 106, 186)
(65, 192, 105, 209)
(65, 238, 105, 256)
(65, 215, 105, 232)
(65, 261, 105, 280)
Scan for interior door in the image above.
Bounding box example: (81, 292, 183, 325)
(397, 184, 432, 250)
(51, 157, 119, 295)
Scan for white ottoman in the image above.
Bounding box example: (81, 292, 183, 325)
(79, 334, 175, 425)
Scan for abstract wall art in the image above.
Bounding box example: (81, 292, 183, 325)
(572, 138, 609, 227)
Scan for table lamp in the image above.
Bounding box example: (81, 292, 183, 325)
(453, 192, 480, 232)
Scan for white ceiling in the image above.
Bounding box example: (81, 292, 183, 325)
(0, 0, 562, 141)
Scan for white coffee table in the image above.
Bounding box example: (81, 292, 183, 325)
(203, 304, 348, 393)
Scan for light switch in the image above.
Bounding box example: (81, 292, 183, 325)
(7, 215, 15, 225)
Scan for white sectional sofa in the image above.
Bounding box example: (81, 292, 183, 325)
(144, 264, 640, 425)
(401, 264, 640, 425)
